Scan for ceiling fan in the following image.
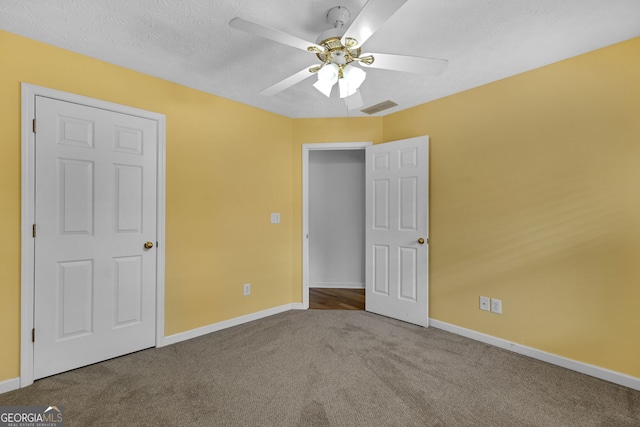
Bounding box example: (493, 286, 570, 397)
(229, 0, 448, 103)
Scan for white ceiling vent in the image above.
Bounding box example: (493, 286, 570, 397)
(361, 100, 399, 115)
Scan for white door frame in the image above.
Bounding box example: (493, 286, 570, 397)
(301, 142, 372, 308)
(20, 83, 167, 387)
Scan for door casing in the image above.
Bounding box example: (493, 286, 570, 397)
(20, 83, 167, 387)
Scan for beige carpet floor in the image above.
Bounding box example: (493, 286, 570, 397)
(1, 310, 638, 426)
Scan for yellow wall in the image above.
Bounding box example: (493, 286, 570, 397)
(383, 37, 640, 377)
(0, 30, 293, 381)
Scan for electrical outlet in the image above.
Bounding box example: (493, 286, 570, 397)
(479, 296, 490, 311)
(491, 298, 502, 314)
(243, 283, 251, 296)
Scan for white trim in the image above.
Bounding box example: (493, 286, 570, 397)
(20, 84, 36, 388)
(291, 302, 305, 310)
(430, 319, 640, 392)
(301, 142, 372, 309)
(20, 83, 167, 387)
(0, 377, 20, 394)
(309, 282, 365, 289)
(162, 304, 295, 346)
(154, 113, 167, 348)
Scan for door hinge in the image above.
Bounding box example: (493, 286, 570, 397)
(32, 328, 35, 343)
(32, 224, 36, 238)
(32, 118, 36, 133)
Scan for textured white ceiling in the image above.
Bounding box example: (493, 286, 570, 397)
(1, 0, 638, 118)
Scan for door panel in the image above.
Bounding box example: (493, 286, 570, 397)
(399, 247, 418, 301)
(399, 177, 418, 230)
(115, 165, 143, 232)
(113, 256, 143, 326)
(373, 245, 390, 295)
(373, 179, 390, 229)
(58, 260, 93, 338)
(34, 96, 157, 379)
(59, 159, 94, 234)
(365, 136, 429, 326)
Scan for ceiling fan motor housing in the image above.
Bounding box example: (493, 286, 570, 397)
(315, 37, 361, 65)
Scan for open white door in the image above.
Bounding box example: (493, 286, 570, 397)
(365, 136, 429, 326)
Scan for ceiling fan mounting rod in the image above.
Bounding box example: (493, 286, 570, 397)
(326, 6, 350, 28)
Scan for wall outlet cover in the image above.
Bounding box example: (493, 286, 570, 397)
(480, 296, 490, 311)
(243, 283, 251, 296)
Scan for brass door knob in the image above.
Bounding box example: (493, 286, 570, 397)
(417, 238, 425, 245)
(144, 241, 154, 249)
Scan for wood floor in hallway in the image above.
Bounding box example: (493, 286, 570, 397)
(309, 288, 365, 310)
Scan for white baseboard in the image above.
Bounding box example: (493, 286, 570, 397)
(162, 303, 296, 346)
(291, 302, 305, 310)
(429, 319, 640, 392)
(309, 282, 365, 289)
(0, 377, 20, 394)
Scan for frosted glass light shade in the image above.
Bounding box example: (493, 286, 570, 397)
(314, 63, 339, 97)
(313, 79, 335, 97)
(338, 65, 366, 98)
(318, 63, 339, 81)
(312, 63, 366, 99)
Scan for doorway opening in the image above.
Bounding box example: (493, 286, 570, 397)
(303, 136, 430, 325)
(302, 142, 372, 309)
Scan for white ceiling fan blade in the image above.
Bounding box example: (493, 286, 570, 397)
(230, 17, 323, 52)
(341, 0, 408, 48)
(260, 66, 316, 97)
(361, 52, 448, 75)
(345, 90, 364, 110)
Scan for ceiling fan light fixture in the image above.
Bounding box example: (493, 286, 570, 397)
(313, 79, 334, 97)
(317, 63, 339, 81)
(338, 64, 366, 98)
(314, 63, 339, 97)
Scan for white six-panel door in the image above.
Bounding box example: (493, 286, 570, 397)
(33, 96, 158, 379)
(365, 136, 429, 326)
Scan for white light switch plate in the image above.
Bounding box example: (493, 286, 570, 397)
(270, 213, 280, 224)
(491, 298, 502, 314)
